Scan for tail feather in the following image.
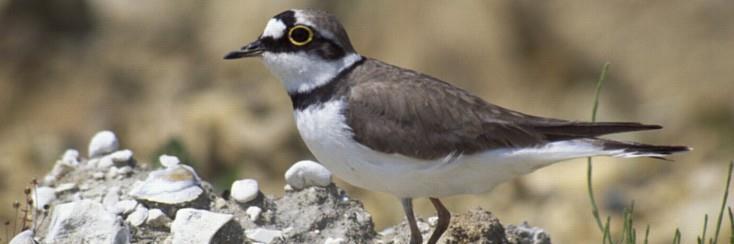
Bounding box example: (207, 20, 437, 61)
(596, 139, 691, 159)
(536, 122, 662, 141)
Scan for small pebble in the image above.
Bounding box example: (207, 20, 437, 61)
(109, 149, 133, 164)
(117, 166, 133, 176)
(97, 157, 115, 169)
(88, 130, 119, 158)
(106, 167, 120, 178)
(230, 179, 259, 203)
(245, 228, 283, 243)
(284, 160, 332, 190)
(145, 208, 171, 228)
(325, 237, 345, 244)
(246, 206, 262, 221)
(214, 198, 227, 209)
(54, 183, 78, 194)
(159, 154, 180, 168)
(44, 149, 81, 185)
(93, 172, 105, 180)
(61, 149, 80, 166)
(43, 175, 57, 186)
(126, 205, 149, 227)
(114, 200, 139, 215)
(428, 216, 438, 226)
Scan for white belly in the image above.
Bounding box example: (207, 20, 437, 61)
(294, 99, 596, 198)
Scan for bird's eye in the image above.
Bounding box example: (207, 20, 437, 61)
(288, 25, 313, 46)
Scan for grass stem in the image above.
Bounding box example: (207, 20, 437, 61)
(587, 63, 610, 235)
(712, 161, 733, 244)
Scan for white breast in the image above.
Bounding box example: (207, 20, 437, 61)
(292, 100, 599, 198)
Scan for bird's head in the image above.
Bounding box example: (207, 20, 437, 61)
(225, 9, 362, 94)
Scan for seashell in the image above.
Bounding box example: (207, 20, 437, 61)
(129, 164, 203, 205)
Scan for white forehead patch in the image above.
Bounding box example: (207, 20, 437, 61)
(262, 18, 286, 39)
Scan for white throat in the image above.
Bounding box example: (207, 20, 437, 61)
(261, 52, 362, 93)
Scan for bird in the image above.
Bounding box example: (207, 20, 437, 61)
(224, 9, 689, 244)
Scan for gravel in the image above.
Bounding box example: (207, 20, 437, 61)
(19, 130, 552, 243)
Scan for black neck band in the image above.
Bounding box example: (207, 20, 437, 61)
(289, 57, 365, 110)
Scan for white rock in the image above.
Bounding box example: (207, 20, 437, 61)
(43, 149, 81, 185)
(61, 149, 80, 166)
(428, 216, 439, 226)
(54, 183, 77, 194)
(171, 209, 235, 244)
(42, 175, 57, 186)
(324, 237, 345, 244)
(33, 187, 56, 210)
(98, 156, 115, 169)
(245, 206, 262, 221)
(106, 166, 120, 178)
(214, 198, 227, 209)
(9, 229, 35, 244)
(145, 208, 171, 228)
(88, 130, 119, 158)
(284, 160, 332, 190)
(109, 149, 133, 164)
(159, 154, 180, 168)
(245, 228, 283, 243)
(230, 179, 259, 203)
(126, 205, 149, 227)
(117, 166, 133, 176)
(114, 200, 139, 215)
(128, 165, 204, 205)
(46, 200, 130, 244)
(93, 172, 105, 180)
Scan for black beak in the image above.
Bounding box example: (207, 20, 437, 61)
(224, 39, 264, 59)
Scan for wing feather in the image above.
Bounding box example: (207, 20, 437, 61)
(343, 59, 660, 160)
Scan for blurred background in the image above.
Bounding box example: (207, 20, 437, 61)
(1, 0, 732, 243)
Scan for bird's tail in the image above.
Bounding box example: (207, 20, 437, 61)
(596, 139, 691, 159)
(524, 138, 690, 163)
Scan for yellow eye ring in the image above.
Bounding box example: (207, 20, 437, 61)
(288, 25, 314, 46)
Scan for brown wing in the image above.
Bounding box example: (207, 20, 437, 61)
(343, 59, 661, 160)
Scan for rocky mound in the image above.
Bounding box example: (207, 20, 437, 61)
(9, 131, 551, 244)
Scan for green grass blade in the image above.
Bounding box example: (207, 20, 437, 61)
(728, 207, 733, 244)
(644, 225, 650, 244)
(622, 202, 636, 244)
(712, 161, 733, 244)
(700, 214, 709, 244)
(673, 228, 681, 244)
(603, 216, 613, 244)
(587, 62, 610, 234)
(591, 63, 609, 122)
